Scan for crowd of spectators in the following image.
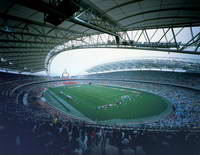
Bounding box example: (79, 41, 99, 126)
(82, 71, 200, 89)
(0, 71, 200, 155)
(0, 72, 47, 97)
(1, 107, 200, 155)
(85, 80, 200, 129)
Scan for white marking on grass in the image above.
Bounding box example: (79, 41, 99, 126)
(47, 90, 92, 122)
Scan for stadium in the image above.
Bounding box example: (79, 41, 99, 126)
(0, 0, 200, 155)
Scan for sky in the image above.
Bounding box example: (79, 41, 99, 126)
(49, 26, 200, 76)
(49, 48, 200, 76)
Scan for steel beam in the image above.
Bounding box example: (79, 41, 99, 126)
(180, 32, 200, 51)
(190, 26, 194, 42)
(0, 56, 46, 62)
(127, 22, 200, 31)
(78, 0, 125, 30)
(195, 42, 200, 52)
(0, 50, 49, 54)
(0, 46, 52, 49)
(0, 39, 61, 45)
(136, 30, 143, 42)
(118, 7, 200, 22)
(126, 16, 200, 27)
(0, 30, 69, 40)
(169, 27, 184, 42)
(158, 28, 170, 43)
(144, 30, 150, 43)
(0, 51, 49, 56)
(0, 12, 81, 35)
(70, 17, 118, 36)
(0, 60, 45, 67)
(16, 0, 119, 37)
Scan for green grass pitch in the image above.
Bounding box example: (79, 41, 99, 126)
(46, 84, 170, 122)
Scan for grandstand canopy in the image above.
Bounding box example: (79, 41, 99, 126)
(0, 0, 200, 73)
(86, 57, 200, 74)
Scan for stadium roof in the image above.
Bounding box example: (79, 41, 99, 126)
(85, 57, 200, 74)
(0, 0, 200, 73)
